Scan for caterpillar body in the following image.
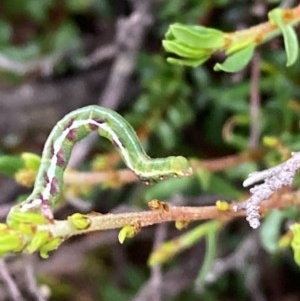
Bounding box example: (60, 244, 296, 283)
(7, 106, 192, 222)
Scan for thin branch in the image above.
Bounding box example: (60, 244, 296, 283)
(148, 225, 167, 301)
(65, 196, 93, 212)
(41, 204, 235, 237)
(131, 242, 201, 301)
(190, 147, 266, 172)
(77, 44, 116, 69)
(249, 51, 261, 149)
(0, 51, 65, 77)
(0, 259, 25, 301)
(196, 231, 267, 301)
(23, 256, 47, 301)
(197, 232, 258, 289)
(39, 187, 300, 240)
(224, 4, 300, 48)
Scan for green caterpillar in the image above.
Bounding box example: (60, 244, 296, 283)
(7, 105, 192, 223)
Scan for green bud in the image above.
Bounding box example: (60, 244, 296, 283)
(68, 213, 91, 230)
(7, 209, 48, 229)
(290, 223, 300, 266)
(26, 231, 51, 253)
(166, 56, 210, 67)
(0, 232, 25, 253)
(21, 152, 41, 171)
(39, 237, 63, 259)
(118, 224, 140, 244)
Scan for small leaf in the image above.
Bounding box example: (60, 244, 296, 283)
(214, 44, 255, 72)
(195, 226, 218, 288)
(21, 152, 41, 170)
(26, 231, 50, 253)
(39, 237, 63, 259)
(196, 168, 211, 191)
(166, 56, 210, 67)
(0, 232, 25, 253)
(290, 223, 300, 266)
(15, 168, 36, 187)
(268, 8, 299, 66)
(169, 23, 225, 49)
(118, 225, 140, 244)
(7, 210, 48, 229)
(282, 25, 299, 66)
(0, 155, 24, 176)
(53, 21, 80, 51)
(162, 40, 208, 59)
(148, 221, 220, 266)
(260, 209, 284, 253)
(263, 136, 280, 148)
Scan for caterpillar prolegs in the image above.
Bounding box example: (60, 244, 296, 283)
(7, 105, 192, 223)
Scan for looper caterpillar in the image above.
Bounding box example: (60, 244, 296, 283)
(7, 105, 192, 223)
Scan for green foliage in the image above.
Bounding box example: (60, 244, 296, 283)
(196, 170, 242, 199)
(0, 0, 87, 82)
(0, 20, 11, 44)
(66, 0, 93, 12)
(145, 177, 194, 201)
(21, 152, 41, 170)
(46, 21, 80, 52)
(0, 155, 24, 176)
(291, 223, 300, 266)
(127, 54, 194, 151)
(260, 209, 285, 253)
(118, 225, 138, 244)
(213, 44, 255, 73)
(268, 8, 299, 66)
(166, 24, 225, 49)
(195, 222, 218, 286)
(0, 152, 40, 181)
(163, 23, 223, 67)
(2, 0, 53, 22)
(163, 7, 300, 72)
(148, 220, 220, 266)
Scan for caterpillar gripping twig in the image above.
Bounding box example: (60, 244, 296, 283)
(7, 106, 192, 226)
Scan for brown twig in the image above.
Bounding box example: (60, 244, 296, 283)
(249, 51, 261, 149)
(0, 259, 25, 301)
(41, 187, 299, 240)
(190, 147, 266, 172)
(224, 4, 300, 48)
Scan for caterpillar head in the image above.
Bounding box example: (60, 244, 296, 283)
(169, 156, 193, 177)
(138, 156, 192, 184)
